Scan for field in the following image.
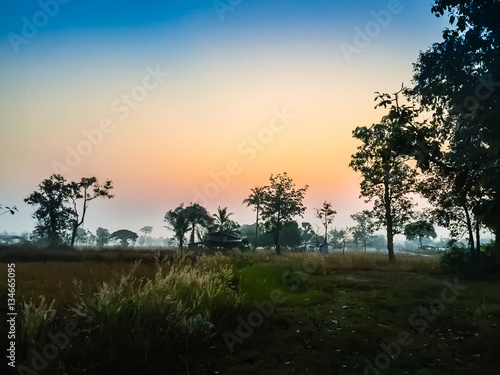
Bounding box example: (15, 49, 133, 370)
(1, 248, 500, 375)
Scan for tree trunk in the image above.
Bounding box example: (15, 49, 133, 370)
(418, 235, 423, 249)
(190, 225, 195, 249)
(475, 221, 481, 257)
(464, 206, 475, 257)
(274, 229, 281, 255)
(254, 210, 259, 250)
(384, 173, 396, 262)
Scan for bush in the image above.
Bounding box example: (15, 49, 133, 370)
(440, 242, 496, 278)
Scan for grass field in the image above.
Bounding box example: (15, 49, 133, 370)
(1, 248, 499, 374)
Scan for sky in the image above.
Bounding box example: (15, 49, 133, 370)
(0, 0, 449, 238)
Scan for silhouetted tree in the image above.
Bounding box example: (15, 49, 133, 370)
(404, 220, 437, 248)
(184, 203, 212, 249)
(350, 89, 417, 261)
(261, 173, 308, 255)
(110, 229, 138, 247)
(24, 174, 74, 244)
(350, 210, 375, 251)
(243, 186, 265, 249)
(280, 221, 302, 250)
(96, 227, 110, 247)
(164, 204, 190, 251)
(315, 201, 337, 251)
(409, 0, 500, 258)
(68, 177, 114, 247)
(211, 206, 240, 234)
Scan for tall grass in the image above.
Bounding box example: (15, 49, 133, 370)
(16, 252, 242, 374)
(72, 253, 240, 372)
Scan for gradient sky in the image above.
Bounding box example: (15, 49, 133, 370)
(0, 0, 448, 237)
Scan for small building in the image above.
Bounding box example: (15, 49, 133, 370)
(204, 231, 244, 249)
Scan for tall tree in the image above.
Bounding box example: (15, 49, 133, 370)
(24, 174, 74, 244)
(139, 226, 153, 246)
(349, 91, 417, 261)
(184, 203, 212, 248)
(260, 173, 308, 255)
(350, 210, 375, 251)
(67, 177, 114, 247)
(243, 186, 265, 249)
(164, 204, 190, 251)
(409, 0, 500, 258)
(315, 201, 337, 251)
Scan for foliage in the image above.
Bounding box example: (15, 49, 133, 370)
(211, 206, 240, 234)
(184, 203, 213, 248)
(350, 210, 375, 251)
(96, 227, 110, 247)
(260, 173, 308, 254)
(279, 221, 302, 250)
(404, 220, 437, 248)
(409, 0, 500, 258)
(440, 241, 496, 278)
(0, 204, 18, 216)
(24, 174, 74, 244)
(164, 204, 190, 250)
(349, 92, 417, 261)
(67, 177, 114, 246)
(314, 201, 337, 248)
(110, 229, 138, 247)
(243, 186, 265, 249)
(24, 174, 114, 246)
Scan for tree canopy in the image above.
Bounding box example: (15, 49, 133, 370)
(260, 173, 308, 255)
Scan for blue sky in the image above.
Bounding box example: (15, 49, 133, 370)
(0, 1, 451, 238)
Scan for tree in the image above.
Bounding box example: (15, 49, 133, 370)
(300, 222, 320, 248)
(96, 227, 110, 247)
(139, 226, 153, 246)
(164, 204, 190, 251)
(404, 220, 437, 248)
(349, 90, 417, 261)
(0, 204, 18, 216)
(330, 228, 349, 254)
(260, 173, 308, 255)
(24, 174, 74, 244)
(75, 227, 87, 245)
(67, 177, 114, 247)
(315, 201, 337, 251)
(212, 206, 240, 234)
(110, 229, 138, 247)
(184, 203, 212, 249)
(409, 0, 500, 258)
(280, 221, 302, 250)
(243, 186, 265, 249)
(350, 210, 375, 251)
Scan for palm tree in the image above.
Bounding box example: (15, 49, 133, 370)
(164, 204, 190, 250)
(212, 206, 239, 233)
(243, 186, 265, 249)
(184, 203, 212, 249)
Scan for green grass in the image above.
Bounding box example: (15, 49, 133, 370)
(0, 249, 499, 374)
